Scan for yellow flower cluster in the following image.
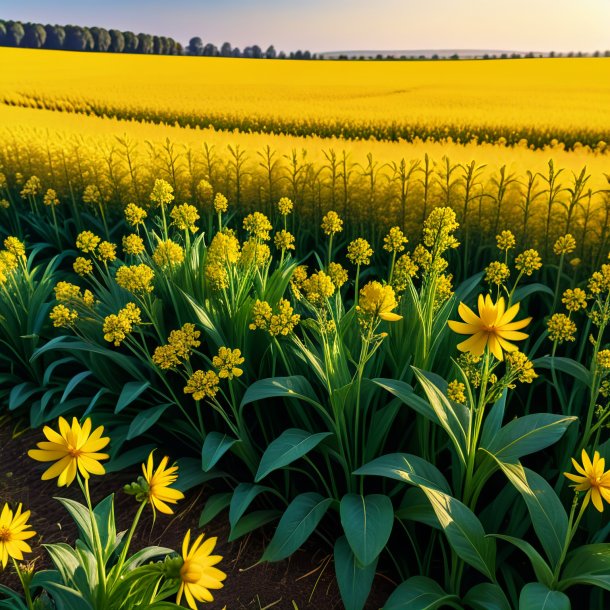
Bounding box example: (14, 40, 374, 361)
(302, 271, 335, 306)
(241, 239, 270, 267)
(277, 197, 293, 215)
(153, 239, 185, 267)
(4, 237, 25, 259)
(597, 350, 610, 371)
(122, 233, 145, 256)
(50, 304, 78, 328)
(53, 281, 95, 307)
(73, 256, 93, 276)
(327, 262, 348, 288)
(553, 234, 577, 255)
(184, 370, 220, 401)
(171, 203, 200, 233)
(43, 188, 60, 207)
(196, 179, 213, 203)
(321, 211, 343, 236)
(562, 288, 587, 312)
(76, 231, 101, 253)
(116, 264, 155, 294)
(547, 313, 576, 343)
(82, 184, 103, 206)
(150, 179, 174, 207)
(125, 202, 148, 226)
(588, 264, 610, 295)
(97, 241, 117, 263)
(347, 238, 373, 266)
(249, 299, 300, 336)
(152, 324, 201, 369)
(485, 261, 510, 286)
(356, 281, 402, 322)
(423, 207, 459, 252)
(243, 212, 273, 241)
(505, 350, 538, 384)
(213, 347, 245, 379)
(383, 227, 408, 253)
(290, 265, 309, 299)
(447, 380, 466, 404)
(20, 175, 41, 198)
(515, 249, 542, 276)
(213, 193, 228, 213)
(496, 230, 516, 251)
(103, 303, 142, 346)
(392, 254, 419, 292)
(274, 230, 295, 251)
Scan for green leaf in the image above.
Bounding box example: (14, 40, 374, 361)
(495, 461, 567, 568)
(533, 356, 591, 387)
(115, 381, 150, 413)
(241, 376, 322, 409)
(462, 583, 512, 610)
(60, 371, 92, 403)
(372, 378, 440, 425)
(174, 457, 221, 492)
(513, 283, 554, 302)
(229, 483, 270, 528)
(201, 432, 238, 471)
(480, 390, 507, 448)
(199, 493, 232, 526)
(228, 510, 280, 542)
(421, 487, 496, 580)
(412, 368, 469, 464)
(559, 543, 610, 592)
(483, 414, 576, 463)
(518, 583, 571, 610)
(340, 494, 394, 566)
(354, 453, 451, 494)
(384, 576, 460, 610)
(9, 382, 38, 411)
(395, 488, 440, 530)
(262, 493, 332, 562)
(255, 428, 332, 482)
(334, 536, 378, 610)
(121, 545, 174, 572)
(492, 535, 554, 587)
(126, 403, 171, 440)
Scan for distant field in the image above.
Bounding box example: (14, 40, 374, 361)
(1, 47, 609, 149)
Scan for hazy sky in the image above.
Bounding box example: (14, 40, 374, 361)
(1, 0, 608, 53)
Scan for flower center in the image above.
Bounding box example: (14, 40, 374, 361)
(0, 526, 11, 542)
(67, 444, 83, 458)
(482, 324, 497, 332)
(180, 560, 203, 584)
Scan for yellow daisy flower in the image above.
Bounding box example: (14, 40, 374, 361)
(142, 451, 185, 516)
(564, 449, 610, 512)
(177, 529, 226, 608)
(0, 503, 36, 569)
(28, 417, 110, 487)
(448, 294, 531, 360)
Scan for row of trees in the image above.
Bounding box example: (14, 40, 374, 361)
(0, 19, 182, 54)
(186, 38, 313, 59)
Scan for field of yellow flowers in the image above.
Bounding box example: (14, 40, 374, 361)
(1, 47, 610, 610)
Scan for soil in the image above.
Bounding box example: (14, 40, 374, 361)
(0, 419, 394, 610)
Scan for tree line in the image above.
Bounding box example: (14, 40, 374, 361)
(186, 38, 313, 59)
(0, 19, 182, 54)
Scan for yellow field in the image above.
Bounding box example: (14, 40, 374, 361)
(1, 47, 609, 148)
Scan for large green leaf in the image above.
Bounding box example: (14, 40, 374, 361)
(371, 378, 440, 426)
(354, 453, 451, 494)
(115, 381, 150, 413)
(228, 510, 280, 542)
(201, 431, 239, 471)
(518, 583, 570, 610)
(462, 583, 512, 610)
(241, 376, 322, 409)
(229, 483, 270, 528)
(199, 493, 232, 527)
(255, 428, 332, 482)
(262, 492, 332, 562)
(384, 576, 460, 610)
(560, 543, 610, 592)
(334, 536, 378, 610)
(340, 494, 394, 566)
(533, 356, 591, 387)
(495, 461, 567, 568)
(412, 367, 470, 464)
(421, 486, 496, 580)
(493, 535, 554, 587)
(480, 390, 507, 448)
(483, 414, 576, 463)
(126, 403, 171, 440)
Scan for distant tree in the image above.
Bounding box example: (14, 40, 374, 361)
(44, 24, 65, 49)
(278, 50, 286, 59)
(303, 50, 311, 59)
(109, 29, 124, 52)
(593, 50, 600, 58)
(175, 42, 183, 55)
(202, 43, 218, 56)
(138, 33, 153, 54)
(187, 37, 203, 55)
(251, 45, 262, 58)
(5, 21, 25, 47)
(123, 31, 139, 53)
(483, 54, 490, 59)
(431, 53, 439, 60)
(0, 22, 6, 45)
(567, 51, 574, 57)
(294, 50, 303, 59)
(22, 22, 46, 48)
(549, 51, 555, 58)
(153, 35, 162, 54)
(64, 25, 93, 51)
(220, 42, 232, 56)
(265, 45, 276, 59)
(510, 53, 521, 59)
(232, 47, 241, 57)
(243, 46, 253, 58)
(91, 27, 111, 52)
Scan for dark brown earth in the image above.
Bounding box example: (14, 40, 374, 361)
(0, 419, 394, 609)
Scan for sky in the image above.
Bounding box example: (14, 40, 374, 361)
(0, 0, 608, 53)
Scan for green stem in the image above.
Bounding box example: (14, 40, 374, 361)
(12, 557, 34, 610)
(82, 477, 108, 606)
(110, 500, 147, 587)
